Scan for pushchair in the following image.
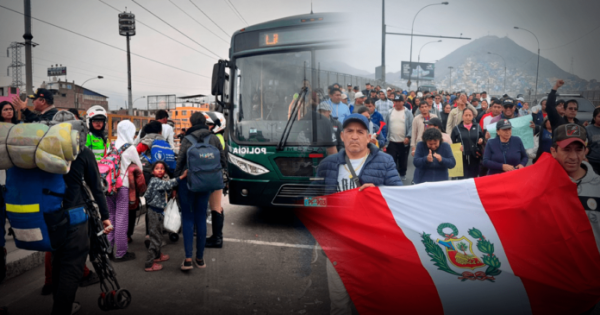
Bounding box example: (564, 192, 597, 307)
(83, 187, 132, 311)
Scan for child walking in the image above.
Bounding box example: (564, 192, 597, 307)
(143, 161, 187, 272)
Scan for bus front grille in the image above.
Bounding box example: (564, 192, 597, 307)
(273, 157, 316, 177)
(271, 184, 331, 206)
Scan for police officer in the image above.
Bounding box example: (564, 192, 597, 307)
(85, 105, 109, 161)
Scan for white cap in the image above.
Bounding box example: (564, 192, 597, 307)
(354, 92, 365, 99)
(341, 93, 348, 99)
(386, 87, 392, 91)
(516, 97, 525, 102)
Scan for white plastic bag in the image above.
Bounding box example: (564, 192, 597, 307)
(163, 199, 181, 233)
(526, 134, 539, 160)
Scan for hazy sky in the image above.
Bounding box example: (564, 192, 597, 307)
(0, 0, 598, 108)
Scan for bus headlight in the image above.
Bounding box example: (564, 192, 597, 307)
(228, 154, 270, 176)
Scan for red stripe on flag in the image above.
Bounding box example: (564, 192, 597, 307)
(475, 153, 600, 314)
(296, 188, 443, 314)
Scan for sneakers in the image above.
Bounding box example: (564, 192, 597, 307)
(400, 175, 407, 181)
(180, 259, 193, 271)
(79, 271, 100, 287)
(41, 284, 52, 296)
(144, 263, 163, 272)
(113, 252, 136, 262)
(193, 258, 206, 269)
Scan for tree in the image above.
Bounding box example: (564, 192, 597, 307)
(457, 242, 468, 256)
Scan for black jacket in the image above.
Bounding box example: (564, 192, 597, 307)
(450, 122, 484, 160)
(174, 125, 226, 177)
(22, 107, 58, 123)
(63, 147, 110, 221)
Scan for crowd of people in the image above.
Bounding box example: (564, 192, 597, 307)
(0, 90, 228, 314)
(314, 79, 600, 314)
(0, 77, 599, 314)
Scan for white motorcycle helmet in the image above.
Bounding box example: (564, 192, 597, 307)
(211, 112, 226, 134)
(86, 105, 108, 129)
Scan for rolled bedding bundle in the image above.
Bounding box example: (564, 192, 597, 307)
(0, 122, 80, 174)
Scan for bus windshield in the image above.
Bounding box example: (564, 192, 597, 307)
(233, 50, 336, 147)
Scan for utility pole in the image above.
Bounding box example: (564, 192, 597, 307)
(119, 11, 136, 115)
(23, 0, 34, 101)
(6, 42, 25, 89)
(381, 0, 385, 82)
(448, 66, 453, 91)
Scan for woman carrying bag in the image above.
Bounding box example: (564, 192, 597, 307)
(451, 108, 484, 179)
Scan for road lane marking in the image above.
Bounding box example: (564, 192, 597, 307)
(223, 238, 317, 249)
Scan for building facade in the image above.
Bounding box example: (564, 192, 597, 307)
(43, 80, 109, 111)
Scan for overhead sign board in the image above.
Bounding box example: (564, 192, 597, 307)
(401, 62, 435, 81)
(47, 66, 67, 76)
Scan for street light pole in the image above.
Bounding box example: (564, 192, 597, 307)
(417, 40, 442, 89)
(448, 66, 453, 91)
(76, 75, 103, 110)
(487, 52, 506, 94)
(514, 26, 540, 101)
(408, 2, 448, 88)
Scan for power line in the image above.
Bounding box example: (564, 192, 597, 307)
(223, 0, 248, 26)
(98, 0, 218, 58)
(131, 0, 222, 58)
(168, 0, 229, 44)
(189, 0, 231, 37)
(541, 23, 600, 50)
(0, 4, 210, 79)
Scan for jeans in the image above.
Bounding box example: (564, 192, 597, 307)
(179, 179, 209, 259)
(387, 141, 410, 177)
(51, 221, 89, 315)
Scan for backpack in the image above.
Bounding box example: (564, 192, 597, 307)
(3, 167, 88, 251)
(98, 143, 131, 195)
(185, 135, 224, 193)
(142, 139, 176, 170)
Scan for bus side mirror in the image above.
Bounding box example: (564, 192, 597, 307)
(212, 60, 228, 96)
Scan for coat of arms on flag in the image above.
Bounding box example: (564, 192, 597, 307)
(423, 223, 501, 282)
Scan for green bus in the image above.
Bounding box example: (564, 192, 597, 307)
(211, 13, 392, 207)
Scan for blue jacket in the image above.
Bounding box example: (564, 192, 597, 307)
(413, 142, 456, 184)
(482, 136, 528, 175)
(314, 143, 403, 195)
(370, 110, 385, 128)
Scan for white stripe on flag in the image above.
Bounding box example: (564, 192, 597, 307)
(380, 179, 532, 315)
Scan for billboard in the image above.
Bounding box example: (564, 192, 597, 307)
(48, 66, 67, 76)
(147, 94, 176, 110)
(401, 62, 435, 81)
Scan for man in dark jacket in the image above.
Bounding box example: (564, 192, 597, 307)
(12, 88, 58, 122)
(546, 80, 585, 132)
(314, 113, 402, 314)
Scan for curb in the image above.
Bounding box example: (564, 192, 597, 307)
(6, 250, 45, 281)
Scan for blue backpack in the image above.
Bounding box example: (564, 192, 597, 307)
(185, 135, 224, 193)
(142, 139, 176, 170)
(3, 168, 88, 251)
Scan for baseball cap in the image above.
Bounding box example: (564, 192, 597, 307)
(502, 99, 515, 107)
(516, 97, 525, 102)
(386, 87, 392, 91)
(342, 113, 369, 130)
(393, 94, 404, 102)
(28, 88, 54, 104)
(317, 102, 331, 112)
(553, 124, 587, 148)
(496, 119, 512, 130)
(347, 83, 352, 86)
(354, 92, 365, 99)
(341, 94, 348, 100)
(482, 91, 487, 94)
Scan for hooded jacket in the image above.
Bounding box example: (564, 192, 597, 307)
(174, 124, 226, 177)
(127, 163, 146, 210)
(136, 133, 167, 155)
(313, 143, 402, 195)
(114, 120, 143, 188)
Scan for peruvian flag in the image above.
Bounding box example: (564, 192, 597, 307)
(297, 154, 600, 314)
